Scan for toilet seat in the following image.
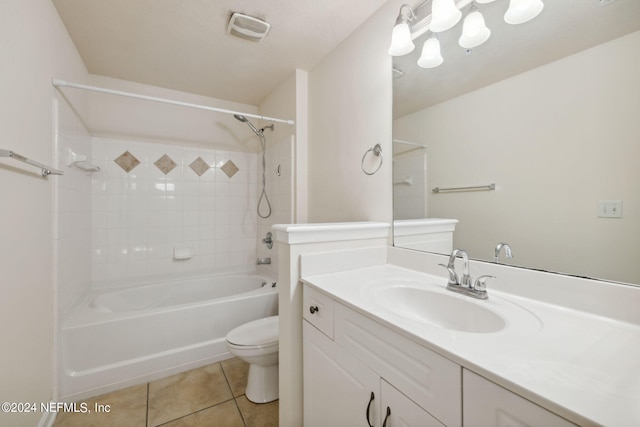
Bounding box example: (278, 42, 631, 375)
(227, 315, 278, 347)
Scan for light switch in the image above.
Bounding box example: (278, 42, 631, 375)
(597, 200, 623, 218)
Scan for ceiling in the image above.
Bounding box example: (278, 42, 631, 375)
(393, 0, 640, 118)
(52, 0, 640, 117)
(52, 0, 389, 106)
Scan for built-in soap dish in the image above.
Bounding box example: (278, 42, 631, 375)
(173, 247, 194, 261)
(67, 148, 100, 173)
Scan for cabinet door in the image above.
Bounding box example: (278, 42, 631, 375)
(381, 380, 445, 427)
(463, 370, 577, 427)
(304, 321, 381, 427)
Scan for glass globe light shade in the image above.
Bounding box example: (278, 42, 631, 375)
(430, 0, 462, 32)
(417, 37, 444, 68)
(388, 22, 415, 56)
(504, 0, 544, 25)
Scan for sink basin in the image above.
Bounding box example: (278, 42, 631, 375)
(372, 285, 506, 333)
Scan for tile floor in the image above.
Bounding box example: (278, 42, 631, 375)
(53, 358, 278, 427)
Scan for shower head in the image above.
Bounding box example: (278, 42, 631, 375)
(234, 114, 260, 136)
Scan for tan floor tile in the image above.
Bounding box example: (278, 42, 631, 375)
(159, 399, 245, 427)
(221, 357, 249, 397)
(147, 363, 233, 426)
(53, 383, 147, 427)
(236, 395, 279, 427)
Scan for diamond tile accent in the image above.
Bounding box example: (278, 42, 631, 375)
(154, 154, 177, 175)
(114, 151, 140, 173)
(220, 160, 239, 178)
(189, 157, 210, 176)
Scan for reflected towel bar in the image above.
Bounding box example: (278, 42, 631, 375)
(432, 183, 495, 193)
(0, 149, 63, 177)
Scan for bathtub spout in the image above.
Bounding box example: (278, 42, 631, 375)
(257, 257, 271, 265)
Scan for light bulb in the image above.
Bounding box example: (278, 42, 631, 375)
(430, 0, 462, 33)
(417, 37, 443, 68)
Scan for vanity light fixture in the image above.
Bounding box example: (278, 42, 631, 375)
(430, 0, 462, 32)
(418, 34, 444, 68)
(388, 4, 416, 56)
(504, 0, 544, 24)
(389, 0, 544, 67)
(459, 4, 491, 49)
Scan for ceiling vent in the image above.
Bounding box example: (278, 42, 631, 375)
(227, 12, 270, 42)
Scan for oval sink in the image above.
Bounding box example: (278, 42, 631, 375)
(372, 286, 506, 333)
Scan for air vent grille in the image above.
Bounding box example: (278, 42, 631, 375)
(227, 12, 270, 42)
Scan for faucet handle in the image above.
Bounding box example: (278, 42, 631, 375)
(439, 263, 459, 286)
(473, 275, 495, 292)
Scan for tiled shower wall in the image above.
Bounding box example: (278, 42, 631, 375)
(91, 138, 260, 284)
(54, 97, 93, 317)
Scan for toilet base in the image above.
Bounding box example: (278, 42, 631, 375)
(246, 363, 279, 403)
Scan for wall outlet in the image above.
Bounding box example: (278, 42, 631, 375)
(597, 200, 623, 218)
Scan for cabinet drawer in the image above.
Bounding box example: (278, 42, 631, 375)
(334, 303, 462, 427)
(303, 285, 334, 339)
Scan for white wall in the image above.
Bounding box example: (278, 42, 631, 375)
(394, 31, 640, 284)
(307, 1, 399, 224)
(0, 1, 88, 425)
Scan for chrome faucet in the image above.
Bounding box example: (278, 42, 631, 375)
(439, 249, 493, 299)
(256, 257, 271, 265)
(494, 242, 513, 263)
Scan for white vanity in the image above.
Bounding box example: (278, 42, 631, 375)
(299, 247, 640, 427)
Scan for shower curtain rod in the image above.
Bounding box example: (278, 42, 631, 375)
(52, 79, 295, 126)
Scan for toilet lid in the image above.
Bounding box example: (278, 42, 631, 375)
(227, 315, 279, 346)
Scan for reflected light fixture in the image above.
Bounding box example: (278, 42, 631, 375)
(388, 0, 544, 68)
(458, 5, 491, 49)
(418, 34, 444, 68)
(388, 4, 416, 56)
(430, 0, 462, 32)
(504, 0, 544, 24)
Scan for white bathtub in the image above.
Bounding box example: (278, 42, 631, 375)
(59, 270, 278, 400)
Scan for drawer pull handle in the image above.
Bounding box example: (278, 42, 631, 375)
(309, 305, 319, 314)
(382, 406, 391, 427)
(365, 391, 375, 427)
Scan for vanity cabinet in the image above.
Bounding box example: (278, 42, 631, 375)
(303, 321, 444, 427)
(303, 284, 578, 427)
(303, 285, 460, 427)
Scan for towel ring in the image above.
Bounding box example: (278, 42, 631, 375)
(361, 144, 383, 175)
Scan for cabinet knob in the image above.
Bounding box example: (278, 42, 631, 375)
(309, 305, 319, 314)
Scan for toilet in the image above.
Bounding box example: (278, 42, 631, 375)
(226, 315, 279, 403)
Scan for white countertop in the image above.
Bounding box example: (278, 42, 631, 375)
(301, 264, 640, 427)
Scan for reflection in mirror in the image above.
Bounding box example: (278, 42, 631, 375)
(392, 0, 640, 285)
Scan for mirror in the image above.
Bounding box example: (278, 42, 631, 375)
(392, 0, 640, 285)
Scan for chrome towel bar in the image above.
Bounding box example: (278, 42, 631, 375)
(432, 183, 495, 193)
(0, 149, 64, 177)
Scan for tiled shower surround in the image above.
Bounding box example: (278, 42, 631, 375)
(91, 137, 267, 284)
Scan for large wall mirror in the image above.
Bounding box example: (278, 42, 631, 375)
(392, 0, 640, 286)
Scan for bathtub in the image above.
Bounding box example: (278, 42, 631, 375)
(59, 270, 278, 400)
